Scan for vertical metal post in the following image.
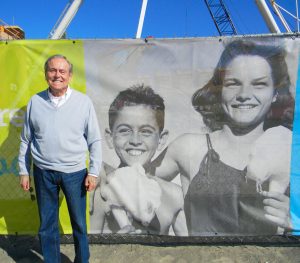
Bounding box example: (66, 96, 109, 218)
(296, 0, 299, 32)
(136, 0, 148, 38)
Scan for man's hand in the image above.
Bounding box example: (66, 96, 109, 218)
(20, 175, 30, 191)
(85, 174, 98, 192)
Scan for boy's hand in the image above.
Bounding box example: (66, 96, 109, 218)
(20, 175, 30, 191)
(101, 164, 162, 226)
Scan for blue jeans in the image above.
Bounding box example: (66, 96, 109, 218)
(33, 165, 89, 263)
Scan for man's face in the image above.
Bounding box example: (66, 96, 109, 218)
(45, 57, 72, 95)
(106, 105, 168, 167)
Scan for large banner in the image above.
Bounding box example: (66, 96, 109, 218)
(1, 35, 300, 238)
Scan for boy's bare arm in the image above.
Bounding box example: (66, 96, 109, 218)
(153, 133, 202, 183)
(153, 138, 183, 181)
(172, 209, 188, 236)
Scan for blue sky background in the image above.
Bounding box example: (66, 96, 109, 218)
(1, 0, 298, 39)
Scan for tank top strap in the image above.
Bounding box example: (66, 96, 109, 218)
(205, 134, 220, 161)
(206, 133, 213, 150)
(201, 134, 220, 176)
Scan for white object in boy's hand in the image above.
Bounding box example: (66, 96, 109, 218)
(101, 163, 162, 226)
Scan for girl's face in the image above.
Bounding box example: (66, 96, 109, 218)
(221, 55, 276, 128)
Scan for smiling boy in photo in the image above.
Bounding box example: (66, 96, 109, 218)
(90, 85, 187, 235)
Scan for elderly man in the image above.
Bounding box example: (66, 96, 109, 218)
(18, 54, 102, 263)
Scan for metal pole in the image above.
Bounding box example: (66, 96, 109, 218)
(136, 0, 148, 38)
(255, 0, 281, 33)
(49, 0, 83, 39)
(296, 0, 299, 32)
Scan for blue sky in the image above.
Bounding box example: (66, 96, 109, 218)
(1, 0, 298, 39)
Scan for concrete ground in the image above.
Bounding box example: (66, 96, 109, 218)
(1, 236, 300, 263)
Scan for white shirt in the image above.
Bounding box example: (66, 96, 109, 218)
(48, 87, 72, 108)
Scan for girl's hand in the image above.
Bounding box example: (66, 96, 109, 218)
(261, 190, 292, 230)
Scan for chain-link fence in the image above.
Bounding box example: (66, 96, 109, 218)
(0, 107, 41, 234)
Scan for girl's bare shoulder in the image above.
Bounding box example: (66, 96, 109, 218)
(167, 133, 208, 157)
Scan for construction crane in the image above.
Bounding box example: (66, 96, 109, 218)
(204, 0, 237, 36)
(48, 0, 298, 40)
(136, 0, 238, 37)
(49, 0, 239, 39)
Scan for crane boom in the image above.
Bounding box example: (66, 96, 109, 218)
(49, 0, 83, 39)
(204, 0, 237, 36)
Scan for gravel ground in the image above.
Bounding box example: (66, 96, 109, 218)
(0, 236, 300, 263)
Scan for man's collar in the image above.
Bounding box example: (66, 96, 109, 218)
(48, 86, 71, 99)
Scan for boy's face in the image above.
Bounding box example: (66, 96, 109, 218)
(106, 104, 168, 167)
